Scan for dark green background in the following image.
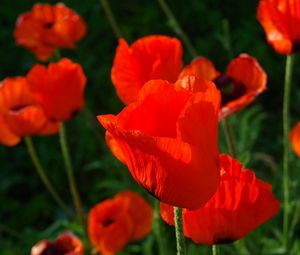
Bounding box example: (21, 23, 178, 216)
(1, 0, 300, 254)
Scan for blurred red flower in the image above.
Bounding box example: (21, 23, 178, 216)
(257, 0, 300, 55)
(111, 35, 183, 104)
(289, 121, 300, 157)
(0, 77, 59, 146)
(31, 232, 83, 255)
(98, 77, 220, 209)
(160, 154, 280, 245)
(88, 191, 153, 255)
(14, 3, 87, 61)
(179, 54, 267, 117)
(27, 58, 87, 121)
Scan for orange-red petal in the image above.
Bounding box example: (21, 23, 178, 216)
(43, 3, 87, 48)
(98, 79, 220, 209)
(5, 105, 50, 137)
(55, 232, 84, 255)
(257, 0, 300, 54)
(14, 3, 86, 61)
(0, 114, 20, 146)
(111, 35, 183, 104)
(27, 58, 87, 121)
(14, 12, 56, 61)
(0, 76, 59, 139)
(289, 121, 300, 157)
(31, 232, 83, 255)
(161, 154, 280, 245)
(221, 54, 267, 117)
(179, 57, 220, 81)
(115, 191, 153, 241)
(88, 199, 133, 254)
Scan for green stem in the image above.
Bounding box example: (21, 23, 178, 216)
(174, 207, 186, 255)
(0, 224, 28, 242)
(24, 136, 74, 218)
(221, 118, 237, 157)
(157, 0, 197, 58)
(212, 245, 219, 255)
(283, 54, 295, 249)
(59, 123, 86, 232)
(221, 19, 233, 60)
(154, 200, 167, 255)
(100, 0, 123, 38)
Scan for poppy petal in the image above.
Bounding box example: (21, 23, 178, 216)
(111, 35, 183, 104)
(27, 58, 87, 121)
(0, 115, 20, 146)
(289, 121, 300, 157)
(115, 191, 153, 241)
(55, 232, 84, 255)
(6, 105, 49, 136)
(222, 54, 267, 117)
(160, 154, 280, 245)
(98, 80, 220, 209)
(179, 57, 220, 80)
(88, 198, 133, 255)
(257, 0, 297, 54)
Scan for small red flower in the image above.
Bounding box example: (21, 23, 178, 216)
(98, 77, 220, 209)
(111, 35, 183, 104)
(0, 77, 59, 146)
(179, 54, 267, 117)
(257, 0, 300, 55)
(27, 58, 87, 121)
(160, 154, 280, 245)
(31, 232, 83, 255)
(88, 191, 153, 255)
(14, 3, 87, 61)
(289, 121, 300, 157)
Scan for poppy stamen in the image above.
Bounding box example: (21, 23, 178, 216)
(213, 74, 246, 105)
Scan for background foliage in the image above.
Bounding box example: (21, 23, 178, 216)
(1, 0, 300, 254)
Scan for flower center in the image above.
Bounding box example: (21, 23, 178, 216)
(213, 74, 246, 106)
(43, 22, 55, 29)
(41, 245, 64, 255)
(9, 104, 29, 113)
(102, 218, 116, 227)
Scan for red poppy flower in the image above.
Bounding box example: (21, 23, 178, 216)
(289, 121, 300, 157)
(0, 77, 59, 146)
(257, 0, 300, 55)
(88, 191, 153, 255)
(14, 3, 87, 61)
(160, 154, 280, 245)
(179, 54, 267, 117)
(98, 77, 220, 209)
(31, 232, 83, 255)
(27, 58, 87, 121)
(111, 35, 183, 104)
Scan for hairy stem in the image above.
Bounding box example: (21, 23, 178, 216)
(283, 54, 295, 249)
(174, 207, 186, 255)
(59, 123, 86, 231)
(24, 136, 74, 218)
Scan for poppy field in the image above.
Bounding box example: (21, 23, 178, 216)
(1, 0, 300, 254)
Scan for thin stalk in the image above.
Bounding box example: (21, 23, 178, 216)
(221, 118, 237, 157)
(0, 224, 28, 242)
(154, 200, 167, 255)
(100, 0, 123, 38)
(174, 207, 186, 255)
(59, 123, 86, 231)
(222, 19, 233, 60)
(24, 136, 74, 218)
(282, 54, 295, 249)
(220, 18, 238, 158)
(212, 245, 219, 255)
(157, 0, 197, 58)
